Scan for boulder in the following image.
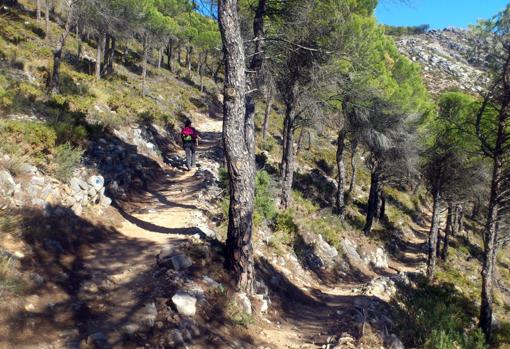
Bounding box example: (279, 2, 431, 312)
(172, 292, 197, 316)
(70, 177, 88, 193)
(30, 176, 45, 187)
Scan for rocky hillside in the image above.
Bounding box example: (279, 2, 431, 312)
(394, 28, 489, 95)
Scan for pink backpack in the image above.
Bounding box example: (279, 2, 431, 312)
(181, 127, 196, 141)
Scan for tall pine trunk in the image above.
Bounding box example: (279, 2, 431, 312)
(427, 187, 441, 280)
(363, 167, 380, 235)
(335, 128, 347, 218)
(49, 4, 73, 94)
(186, 46, 192, 78)
(219, 0, 257, 293)
(157, 47, 163, 69)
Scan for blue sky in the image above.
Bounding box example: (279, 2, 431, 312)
(375, 0, 509, 29)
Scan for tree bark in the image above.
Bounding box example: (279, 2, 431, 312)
(363, 167, 380, 235)
(123, 45, 128, 64)
(141, 34, 148, 97)
(95, 35, 101, 80)
(427, 187, 441, 280)
(335, 128, 347, 218)
(49, 3, 73, 94)
(219, 0, 256, 293)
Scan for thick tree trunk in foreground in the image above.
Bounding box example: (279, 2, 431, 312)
(427, 188, 441, 280)
(363, 168, 380, 235)
(219, 0, 256, 293)
(49, 6, 72, 94)
(335, 128, 347, 218)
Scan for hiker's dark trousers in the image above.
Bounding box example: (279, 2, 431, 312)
(184, 142, 196, 169)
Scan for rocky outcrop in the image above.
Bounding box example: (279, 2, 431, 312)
(395, 28, 489, 95)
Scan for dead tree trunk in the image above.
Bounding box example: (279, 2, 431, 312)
(335, 128, 347, 218)
(427, 187, 441, 280)
(219, 0, 257, 293)
(49, 3, 73, 94)
(157, 47, 163, 69)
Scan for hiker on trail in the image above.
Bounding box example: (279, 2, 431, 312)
(181, 119, 199, 171)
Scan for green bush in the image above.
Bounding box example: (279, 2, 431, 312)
(254, 170, 277, 225)
(51, 143, 83, 182)
(268, 210, 298, 252)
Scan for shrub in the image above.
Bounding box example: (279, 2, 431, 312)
(51, 143, 83, 182)
(269, 210, 298, 248)
(254, 170, 277, 224)
(225, 299, 254, 327)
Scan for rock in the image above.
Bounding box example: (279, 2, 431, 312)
(122, 323, 140, 336)
(385, 334, 404, 349)
(138, 302, 158, 329)
(166, 254, 193, 271)
(87, 332, 109, 349)
(203, 276, 222, 288)
(0, 170, 16, 196)
(82, 281, 99, 293)
(30, 176, 45, 187)
(88, 175, 105, 191)
(70, 177, 88, 192)
(234, 292, 252, 315)
(19, 163, 37, 175)
(172, 292, 197, 317)
(99, 196, 112, 208)
(360, 246, 389, 270)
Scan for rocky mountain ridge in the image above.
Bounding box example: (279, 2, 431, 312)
(394, 27, 489, 96)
